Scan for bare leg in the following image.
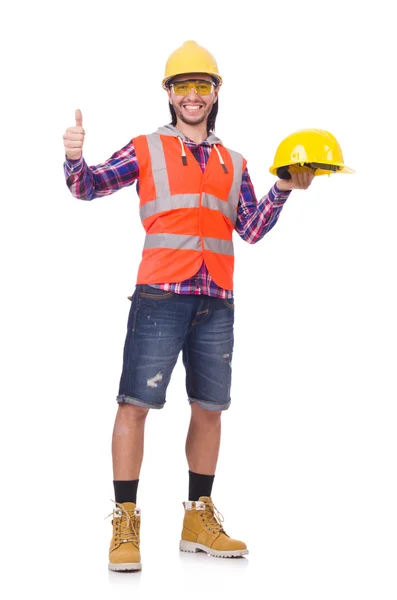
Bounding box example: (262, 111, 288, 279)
(112, 404, 149, 480)
(185, 403, 222, 475)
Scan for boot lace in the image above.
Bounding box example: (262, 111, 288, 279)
(105, 500, 140, 549)
(202, 499, 226, 534)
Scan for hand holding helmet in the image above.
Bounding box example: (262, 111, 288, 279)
(276, 165, 315, 191)
(270, 128, 355, 191)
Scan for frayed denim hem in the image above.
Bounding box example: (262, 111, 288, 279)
(188, 396, 230, 411)
(116, 394, 165, 410)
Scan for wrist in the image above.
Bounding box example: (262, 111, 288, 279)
(66, 153, 82, 162)
(275, 179, 291, 192)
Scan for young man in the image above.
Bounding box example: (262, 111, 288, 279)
(63, 41, 314, 572)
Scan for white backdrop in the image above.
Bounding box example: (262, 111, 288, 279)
(2, 0, 396, 598)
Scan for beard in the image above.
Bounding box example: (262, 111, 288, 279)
(173, 103, 212, 127)
(179, 112, 206, 126)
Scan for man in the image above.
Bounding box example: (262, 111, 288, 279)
(63, 40, 314, 572)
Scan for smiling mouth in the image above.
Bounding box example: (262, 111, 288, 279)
(182, 104, 203, 111)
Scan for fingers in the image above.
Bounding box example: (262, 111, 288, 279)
(64, 139, 83, 148)
(289, 166, 315, 189)
(298, 168, 314, 188)
(63, 130, 84, 140)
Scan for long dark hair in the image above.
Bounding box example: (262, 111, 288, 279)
(168, 99, 219, 135)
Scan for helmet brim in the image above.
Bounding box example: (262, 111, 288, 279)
(269, 162, 355, 176)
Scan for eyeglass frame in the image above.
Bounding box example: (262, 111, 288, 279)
(167, 78, 219, 96)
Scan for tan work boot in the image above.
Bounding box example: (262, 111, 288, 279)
(180, 496, 248, 558)
(107, 501, 142, 571)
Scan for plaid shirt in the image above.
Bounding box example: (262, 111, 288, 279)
(64, 134, 290, 298)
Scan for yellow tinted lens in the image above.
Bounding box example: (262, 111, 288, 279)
(173, 82, 190, 95)
(195, 81, 213, 94)
(172, 80, 213, 95)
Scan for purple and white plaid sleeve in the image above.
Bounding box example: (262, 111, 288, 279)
(63, 140, 139, 200)
(235, 168, 291, 244)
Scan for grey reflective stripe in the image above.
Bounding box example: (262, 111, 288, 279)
(144, 233, 233, 256)
(146, 134, 170, 198)
(140, 193, 200, 221)
(144, 233, 201, 252)
(204, 237, 234, 256)
(144, 136, 243, 226)
(201, 149, 243, 225)
(227, 149, 244, 215)
(202, 194, 237, 224)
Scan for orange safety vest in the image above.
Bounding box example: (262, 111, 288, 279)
(134, 132, 246, 290)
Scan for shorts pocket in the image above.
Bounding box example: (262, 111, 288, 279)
(223, 297, 235, 309)
(138, 284, 175, 299)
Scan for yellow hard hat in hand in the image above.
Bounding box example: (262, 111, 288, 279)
(270, 129, 355, 179)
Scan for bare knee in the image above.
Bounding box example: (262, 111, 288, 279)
(117, 403, 149, 424)
(190, 402, 222, 424)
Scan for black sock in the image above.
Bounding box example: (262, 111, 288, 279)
(113, 480, 139, 505)
(188, 470, 215, 501)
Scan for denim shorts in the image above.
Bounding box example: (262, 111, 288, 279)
(116, 284, 235, 411)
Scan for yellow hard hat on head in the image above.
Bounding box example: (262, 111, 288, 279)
(162, 40, 222, 88)
(270, 129, 355, 177)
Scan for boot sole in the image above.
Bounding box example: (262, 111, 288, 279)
(108, 561, 142, 572)
(179, 540, 248, 558)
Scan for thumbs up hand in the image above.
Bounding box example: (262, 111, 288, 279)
(63, 109, 85, 160)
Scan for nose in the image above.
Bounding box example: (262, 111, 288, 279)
(186, 86, 200, 101)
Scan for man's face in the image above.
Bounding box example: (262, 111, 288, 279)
(167, 73, 219, 127)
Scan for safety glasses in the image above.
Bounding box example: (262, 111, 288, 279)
(169, 79, 215, 96)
